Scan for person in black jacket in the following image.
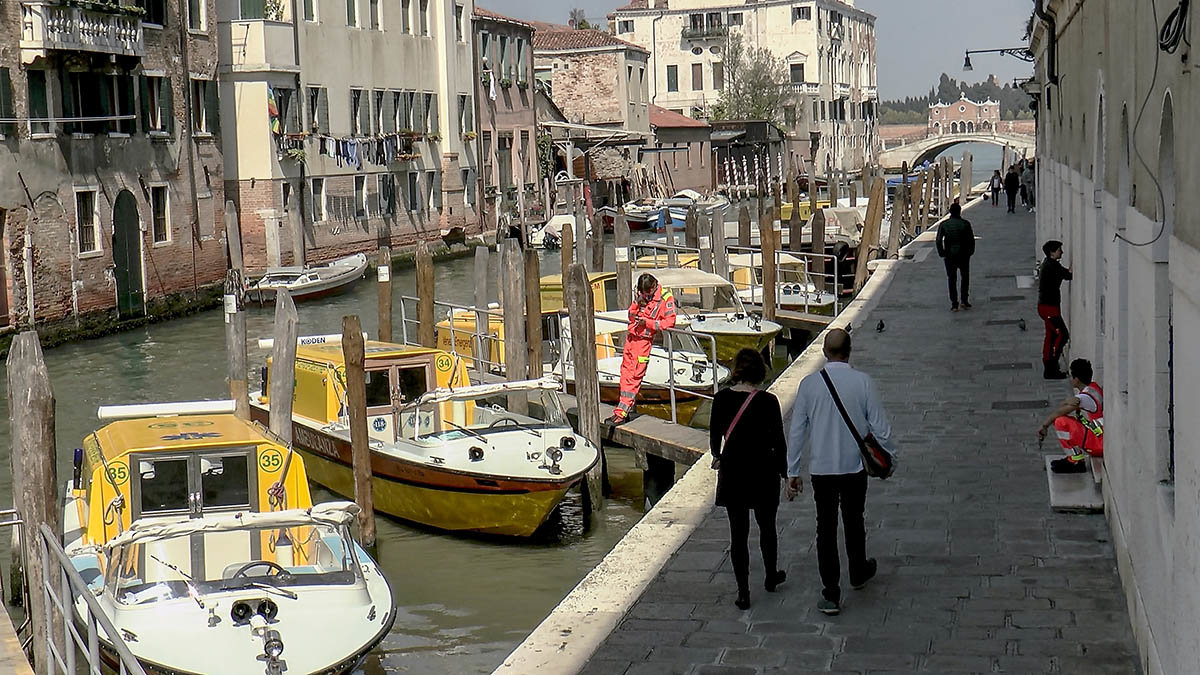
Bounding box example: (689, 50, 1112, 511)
(936, 202, 976, 311)
(1037, 240, 1073, 379)
(710, 348, 787, 610)
(1004, 166, 1021, 213)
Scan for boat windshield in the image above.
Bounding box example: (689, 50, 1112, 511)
(106, 521, 361, 605)
(667, 285, 745, 315)
(410, 388, 570, 443)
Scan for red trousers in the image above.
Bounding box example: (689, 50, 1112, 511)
(1037, 304, 1069, 361)
(1054, 415, 1103, 459)
(615, 337, 652, 418)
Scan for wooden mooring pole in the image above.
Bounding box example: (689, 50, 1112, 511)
(561, 223, 574, 284)
(524, 248, 543, 378)
(573, 188, 588, 273)
(501, 239, 528, 382)
(614, 209, 632, 310)
(591, 202, 605, 272)
(713, 206, 730, 282)
(759, 208, 777, 324)
(377, 246, 393, 343)
(473, 246, 490, 373)
(7, 332, 58, 674)
(416, 242, 436, 348)
(268, 290, 298, 445)
(855, 178, 887, 293)
(566, 264, 603, 514)
(223, 200, 249, 419)
(737, 205, 751, 248)
(341, 315, 376, 548)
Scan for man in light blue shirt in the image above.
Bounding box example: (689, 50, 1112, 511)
(786, 328, 895, 615)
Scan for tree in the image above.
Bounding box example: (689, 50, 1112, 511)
(711, 33, 794, 124)
(568, 8, 591, 30)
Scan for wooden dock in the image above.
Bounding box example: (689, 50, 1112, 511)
(0, 600, 32, 673)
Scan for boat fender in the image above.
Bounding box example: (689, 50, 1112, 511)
(469, 446, 485, 462)
(72, 448, 83, 489)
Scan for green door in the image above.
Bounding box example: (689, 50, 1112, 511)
(112, 190, 144, 318)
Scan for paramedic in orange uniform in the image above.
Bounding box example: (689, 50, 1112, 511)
(610, 273, 677, 425)
(1037, 358, 1104, 474)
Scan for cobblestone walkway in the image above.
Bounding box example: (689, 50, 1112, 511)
(584, 205, 1141, 674)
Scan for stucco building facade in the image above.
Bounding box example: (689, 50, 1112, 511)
(928, 94, 1000, 135)
(649, 104, 713, 194)
(608, 0, 879, 176)
(219, 0, 478, 274)
(0, 0, 226, 333)
(1031, 3, 1197, 673)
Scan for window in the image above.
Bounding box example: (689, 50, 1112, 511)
(481, 131, 493, 186)
(784, 105, 796, 129)
(666, 65, 678, 92)
(516, 39, 527, 81)
(282, 182, 291, 211)
(407, 172, 420, 211)
(729, 12, 742, 26)
(373, 90, 385, 133)
(705, 12, 721, 28)
(191, 79, 217, 135)
(427, 170, 440, 210)
(393, 91, 405, 131)
(311, 178, 326, 221)
(26, 70, 49, 135)
(521, 130, 531, 182)
(691, 63, 703, 91)
(350, 89, 364, 134)
(425, 93, 437, 135)
(813, 101, 819, 120)
(308, 86, 328, 133)
(619, 20, 633, 33)
(140, 0, 166, 26)
(479, 32, 491, 69)
(419, 0, 429, 35)
(458, 94, 471, 134)
(499, 35, 509, 78)
(303, 0, 315, 21)
(463, 169, 475, 207)
(354, 175, 367, 218)
(187, 0, 204, 30)
(141, 76, 171, 134)
(455, 4, 464, 41)
(277, 87, 300, 133)
(379, 174, 395, 215)
(689, 13, 703, 30)
(790, 63, 805, 84)
(369, 0, 379, 29)
(75, 190, 100, 254)
(151, 185, 170, 243)
(401, 0, 410, 32)
(712, 62, 724, 90)
(346, 0, 357, 26)
(0, 68, 14, 138)
(820, 100, 826, 120)
(793, 6, 811, 21)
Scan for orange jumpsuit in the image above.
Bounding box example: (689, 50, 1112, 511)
(1053, 382, 1104, 461)
(614, 286, 677, 419)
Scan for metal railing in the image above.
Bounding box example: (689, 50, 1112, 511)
(628, 241, 702, 270)
(397, 296, 507, 376)
(681, 25, 726, 39)
(726, 245, 842, 315)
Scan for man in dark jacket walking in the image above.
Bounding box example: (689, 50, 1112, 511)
(1004, 166, 1021, 213)
(936, 203, 976, 311)
(1038, 240, 1073, 379)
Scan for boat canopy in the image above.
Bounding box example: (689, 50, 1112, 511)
(104, 502, 359, 550)
(644, 267, 737, 290)
(407, 376, 562, 407)
(294, 339, 442, 366)
(88, 414, 280, 461)
(726, 252, 811, 267)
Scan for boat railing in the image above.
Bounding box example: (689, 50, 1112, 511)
(628, 242, 702, 269)
(34, 522, 147, 675)
(395, 296, 508, 375)
(560, 311, 721, 426)
(725, 245, 843, 316)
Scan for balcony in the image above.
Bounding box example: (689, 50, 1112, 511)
(681, 25, 727, 40)
(787, 82, 820, 96)
(20, 1, 144, 63)
(835, 83, 850, 98)
(219, 20, 298, 72)
(862, 85, 878, 100)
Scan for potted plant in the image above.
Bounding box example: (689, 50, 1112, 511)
(462, 130, 478, 141)
(517, 80, 529, 90)
(499, 78, 513, 89)
(283, 147, 305, 163)
(480, 72, 492, 88)
(426, 132, 442, 142)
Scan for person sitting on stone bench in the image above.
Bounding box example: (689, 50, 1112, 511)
(1037, 358, 1104, 474)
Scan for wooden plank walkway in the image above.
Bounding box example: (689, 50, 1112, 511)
(0, 604, 33, 674)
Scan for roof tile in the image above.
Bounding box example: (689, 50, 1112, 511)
(532, 28, 649, 54)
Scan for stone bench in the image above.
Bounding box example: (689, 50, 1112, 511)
(1090, 455, 1105, 486)
(1045, 454, 1104, 513)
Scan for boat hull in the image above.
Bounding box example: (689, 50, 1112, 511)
(590, 381, 706, 426)
(248, 408, 587, 537)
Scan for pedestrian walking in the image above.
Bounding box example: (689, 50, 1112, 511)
(710, 349, 788, 610)
(787, 329, 896, 616)
(1021, 160, 1037, 212)
(989, 170, 1003, 206)
(936, 202, 976, 311)
(609, 273, 677, 424)
(1004, 165, 1020, 213)
(1018, 161, 1029, 209)
(1037, 240, 1072, 379)
(1037, 358, 1104, 473)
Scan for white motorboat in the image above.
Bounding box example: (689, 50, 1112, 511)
(62, 402, 394, 674)
(726, 252, 838, 311)
(529, 214, 593, 249)
(246, 253, 369, 303)
(621, 198, 664, 230)
(661, 189, 731, 229)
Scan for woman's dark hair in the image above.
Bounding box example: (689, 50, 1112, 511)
(730, 348, 767, 385)
(1042, 239, 1063, 256)
(637, 273, 658, 294)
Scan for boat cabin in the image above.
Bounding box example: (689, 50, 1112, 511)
(72, 411, 313, 548)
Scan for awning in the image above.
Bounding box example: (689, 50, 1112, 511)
(106, 502, 360, 550)
(711, 129, 747, 142)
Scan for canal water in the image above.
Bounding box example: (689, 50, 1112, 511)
(0, 239, 668, 673)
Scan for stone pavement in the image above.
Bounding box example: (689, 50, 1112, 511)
(583, 204, 1141, 674)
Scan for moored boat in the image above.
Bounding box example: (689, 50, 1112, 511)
(246, 253, 369, 303)
(62, 401, 394, 675)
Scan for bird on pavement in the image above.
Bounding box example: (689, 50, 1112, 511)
(876, 320, 885, 333)
(1018, 318, 1027, 331)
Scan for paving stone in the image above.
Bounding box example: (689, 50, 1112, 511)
(691, 666, 758, 675)
(682, 632, 761, 649)
(578, 660, 631, 675)
(721, 647, 786, 668)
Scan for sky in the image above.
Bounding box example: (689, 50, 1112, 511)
(478, 0, 1036, 100)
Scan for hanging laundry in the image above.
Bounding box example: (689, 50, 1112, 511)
(267, 86, 281, 138)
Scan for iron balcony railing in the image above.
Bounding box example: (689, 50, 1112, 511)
(681, 25, 727, 40)
(20, 1, 145, 58)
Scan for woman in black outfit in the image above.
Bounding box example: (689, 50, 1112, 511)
(710, 349, 788, 610)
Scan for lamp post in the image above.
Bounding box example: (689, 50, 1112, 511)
(963, 47, 1035, 71)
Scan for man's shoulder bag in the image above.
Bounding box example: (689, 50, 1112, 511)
(820, 369, 895, 479)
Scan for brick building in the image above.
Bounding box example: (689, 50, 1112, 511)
(928, 94, 1000, 135)
(0, 0, 225, 332)
(219, 0, 479, 275)
(473, 6, 542, 237)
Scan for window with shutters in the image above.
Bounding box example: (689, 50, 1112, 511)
(311, 178, 326, 221)
(407, 172, 420, 211)
(188, 0, 204, 29)
(393, 91, 404, 131)
(455, 4, 464, 42)
(373, 90, 384, 133)
(350, 89, 363, 134)
(75, 189, 100, 254)
(369, 0, 380, 29)
(691, 63, 703, 91)
(499, 36, 509, 78)
(516, 39, 526, 81)
(0, 68, 15, 138)
(481, 131, 493, 186)
(401, 0, 410, 32)
(142, 76, 171, 134)
(346, 0, 357, 26)
(150, 185, 170, 243)
(303, 0, 315, 20)
(521, 130, 531, 183)
(479, 32, 490, 70)
(425, 93, 437, 135)
(354, 176, 367, 218)
(666, 65, 678, 92)
(192, 79, 215, 134)
(713, 62, 724, 90)
(458, 94, 471, 134)
(497, 134, 513, 189)
(25, 70, 49, 135)
(427, 171, 440, 210)
(110, 75, 135, 134)
(308, 86, 329, 134)
(419, 0, 429, 35)
(379, 174, 395, 215)
(463, 169, 475, 207)
(140, 0, 167, 26)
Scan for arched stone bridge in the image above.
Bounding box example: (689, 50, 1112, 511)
(879, 131, 1036, 170)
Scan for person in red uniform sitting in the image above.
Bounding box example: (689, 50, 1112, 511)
(610, 273, 677, 425)
(1037, 358, 1104, 474)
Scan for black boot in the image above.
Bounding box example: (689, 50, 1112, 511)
(1043, 360, 1068, 380)
(735, 589, 751, 610)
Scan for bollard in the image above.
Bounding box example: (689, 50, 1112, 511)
(377, 246, 393, 343)
(713, 205, 730, 283)
(341, 316, 376, 548)
(566, 264, 604, 514)
(416, 241, 436, 348)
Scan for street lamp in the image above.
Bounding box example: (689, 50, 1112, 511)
(963, 47, 1035, 71)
